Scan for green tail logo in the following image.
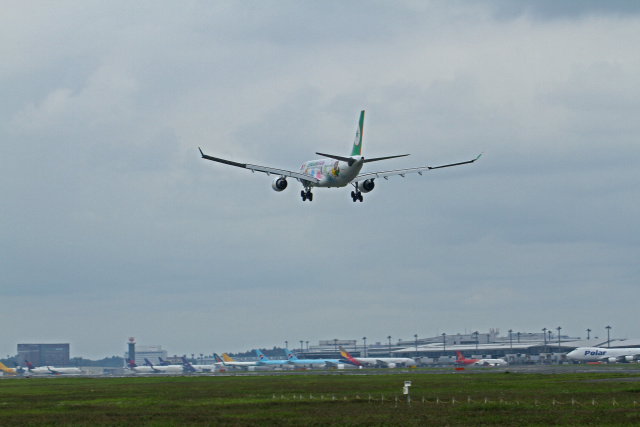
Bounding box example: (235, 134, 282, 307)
(350, 110, 365, 156)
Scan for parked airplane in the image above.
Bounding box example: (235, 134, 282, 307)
(283, 348, 343, 368)
(24, 360, 84, 375)
(217, 353, 258, 369)
(181, 356, 220, 373)
(567, 347, 640, 363)
(199, 110, 481, 202)
(455, 351, 507, 367)
(143, 358, 184, 374)
(0, 362, 17, 375)
(255, 350, 290, 367)
(125, 358, 157, 374)
(339, 346, 417, 368)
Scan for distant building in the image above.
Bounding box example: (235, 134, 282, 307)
(18, 343, 70, 366)
(124, 345, 168, 366)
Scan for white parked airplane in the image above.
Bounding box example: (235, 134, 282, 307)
(24, 360, 84, 375)
(199, 110, 481, 202)
(566, 347, 640, 363)
(339, 346, 417, 368)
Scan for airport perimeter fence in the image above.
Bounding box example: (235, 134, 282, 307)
(272, 393, 640, 408)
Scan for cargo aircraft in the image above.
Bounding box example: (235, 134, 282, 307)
(24, 360, 84, 375)
(567, 347, 640, 363)
(199, 110, 481, 202)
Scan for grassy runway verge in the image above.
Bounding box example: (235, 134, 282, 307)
(2, 369, 640, 425)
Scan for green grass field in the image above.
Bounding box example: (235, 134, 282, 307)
(2, 369, 640, 425)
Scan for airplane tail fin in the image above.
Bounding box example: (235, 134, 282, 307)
(144, 358, 154, 366)
(25, 360, 35, 371)
(284, 348, 297, 360)
(339, 346, 362, 366)
(456, 351, 464, 361)
(214, 354, 226, 365)
(0, 362, 15, 374)
(350, 110, 365, 156)
(222, 353, 234, 362)
(255, 350, 268, 360)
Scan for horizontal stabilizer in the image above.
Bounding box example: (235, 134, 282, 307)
(363, 154, 410, 163)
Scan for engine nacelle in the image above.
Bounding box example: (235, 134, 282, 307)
(271, 177, 288, 192)
(386, 363, 397, 369)
(359, 179, 375, 193)
(624, 356, 634, 362)
(607, 357, 617, 363)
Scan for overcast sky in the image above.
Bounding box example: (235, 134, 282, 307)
(2, 1, 639, 360)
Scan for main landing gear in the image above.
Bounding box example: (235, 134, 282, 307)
(351, 190, 363, 202)
(301, 189, 313, 202)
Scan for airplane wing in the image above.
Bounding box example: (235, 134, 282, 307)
(199, 148, 320, 183)
(352, 153, 482, 184)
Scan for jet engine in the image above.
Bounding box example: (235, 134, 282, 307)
(606, 357, 618, 363)
(359, 179, 375, 193)
(624, 356, 635, 362)
(386, 363, 397, 369)
(271, 177, 288, 192)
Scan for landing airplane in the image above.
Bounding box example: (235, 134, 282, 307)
(455, 351, 507, 367)
(339, 346, 417, 368)
(24, 360, 84, 375)
(567, 347, 640, 363)
(199, 110, 482, 202)
(283, 348, 343, 368)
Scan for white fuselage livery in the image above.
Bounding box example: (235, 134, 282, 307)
(350, 357, 417, 368)
(298, 158, 363, 188)
(566, 347, 640, 363)
(473, 358, 507, 367)
(27, 366, 84, 375)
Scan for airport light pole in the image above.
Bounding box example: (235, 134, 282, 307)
(548, 330, 552, 346)
(542, 328, 547, 352)
(517, 332, 521, 343)
(300, 340, 303, 352)
(414, 334, 418, 355)
(508, 329, 513, 350)
(474, 331, 479, 352)
(442, 333, 446, 353)
(557, 326, 561, 354)
(362, 337, 367, 357)
(306, 341, 309, 351)
(606, 326, 611, 348)
(587, 329, 591, 340)
(333, 339, 338, 356)
(285, 341, 288, 350)
(387, 336, 392, 357)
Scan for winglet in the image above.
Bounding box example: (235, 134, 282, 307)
(475, 152, 483, 161)
(198, 147, 205, 158)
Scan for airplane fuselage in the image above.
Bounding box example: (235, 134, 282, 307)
(299, 158, 364, 188)
(567, 347, 640, 363)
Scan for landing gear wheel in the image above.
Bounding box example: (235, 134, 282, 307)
(307, 192, 313, 201)
(301, 190, 307, 201)
(358, 193, 363, 202)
